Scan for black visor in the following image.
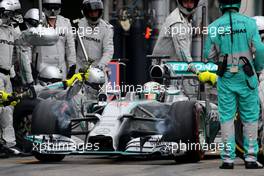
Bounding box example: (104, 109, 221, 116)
(179, 0, 199, 6)
(82, 2, 103, 22)
(218, 0, 241, 5)
(0, 7, 5, 13)
(0, 10, 14, 18)
(24, 18, 39, 27)
(178, 0, 200, 12)
(82, 1, 103, 11)
(43, 3, 61, 11)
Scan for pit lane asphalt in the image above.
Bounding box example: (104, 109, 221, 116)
(0, 155, 263, 176)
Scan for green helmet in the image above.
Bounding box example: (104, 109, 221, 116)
(142, 81, 162, 100)
(218, 0, 241, 12)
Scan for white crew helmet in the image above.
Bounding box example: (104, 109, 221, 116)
(38, 66, 63, 85)
(42, 0, 62, 19)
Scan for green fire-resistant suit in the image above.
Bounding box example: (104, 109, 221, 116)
(204, 11, 264, 163)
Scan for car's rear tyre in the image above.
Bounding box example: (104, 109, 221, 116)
(33, 152, 65, 162)
(235, 115, 264, 164)
(163, 101, 205, 163)
(13, 99, 40, 153)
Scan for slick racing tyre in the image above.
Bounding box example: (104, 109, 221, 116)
(163, 101, 205, 163)
(235, 115, 264, 164)
(33, 152, 65, 162)
(13, 99, 40, 153)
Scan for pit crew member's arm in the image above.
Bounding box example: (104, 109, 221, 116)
(171, 23, 192, 62)
(97, 25, 114, 68)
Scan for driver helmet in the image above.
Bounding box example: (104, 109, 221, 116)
(82, 0, 103, 25)
(38, 66, 63, 86)
(176, 0, 200, 16)
(142, 81, 162, 100)
(43, 0, 61, 19)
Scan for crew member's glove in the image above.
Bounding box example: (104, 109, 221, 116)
(77, 68, 89, 81)
(27, 82, 37, 99)
(0, 91, 18, 107)
(198, 71, 218, 86)
(67, 65, 76, 79)
(63, 70, 90, 88)
(2, 100, 18, 107)
(0, 91, 10, 102)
